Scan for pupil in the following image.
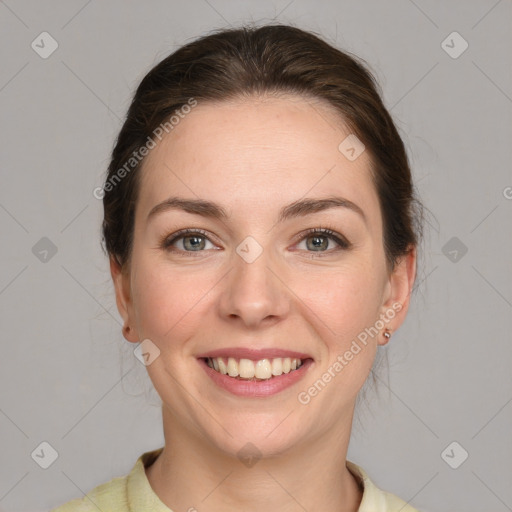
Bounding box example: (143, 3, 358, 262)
(308, 236, 327, 251)
(185, 236, 204, 251)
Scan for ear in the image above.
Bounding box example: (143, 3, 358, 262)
(378, 246, 417, 346)
(110, 256, 139, 343)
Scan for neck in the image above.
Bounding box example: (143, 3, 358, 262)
(145, 407, 363, 512)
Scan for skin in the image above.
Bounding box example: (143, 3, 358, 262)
(111, 93, 416, 512)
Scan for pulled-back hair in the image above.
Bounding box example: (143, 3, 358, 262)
(101, 24, 422, 272)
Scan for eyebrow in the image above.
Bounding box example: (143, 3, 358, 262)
(146, 196, 366, 225)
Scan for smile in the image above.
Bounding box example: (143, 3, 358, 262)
(205, 356, 303, 380)
(198, 355, 314, 398)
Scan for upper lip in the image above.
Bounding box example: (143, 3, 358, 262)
(197, 348, 313, 361)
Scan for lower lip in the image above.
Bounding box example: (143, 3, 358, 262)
(198, 358, 314, 397)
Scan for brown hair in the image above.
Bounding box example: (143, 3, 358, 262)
(101, 24, 423, 272)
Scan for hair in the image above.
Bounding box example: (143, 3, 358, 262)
(101, 23, 423, 275)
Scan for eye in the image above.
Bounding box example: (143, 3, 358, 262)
(160, 229, 217, 253)
(294, 228, 350, 253)
(160, 227, 351, 256)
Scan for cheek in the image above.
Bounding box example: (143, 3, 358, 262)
(131, 258, 217, 346)
(293, 267, 382, 407)
(292, 262, 384, 345)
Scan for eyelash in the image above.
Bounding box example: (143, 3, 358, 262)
(159, 227, 351, 257)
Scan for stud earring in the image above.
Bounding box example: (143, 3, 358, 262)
(383, 329, 391, 341)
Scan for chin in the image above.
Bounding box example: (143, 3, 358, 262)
(200, 411, 307, 462)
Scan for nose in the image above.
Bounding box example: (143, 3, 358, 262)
(218, 247, 290, 329)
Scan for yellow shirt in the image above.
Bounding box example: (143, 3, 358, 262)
(51, 447, 419, 511)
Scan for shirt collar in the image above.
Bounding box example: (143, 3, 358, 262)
(127, 447, 169, 511)
(126, 447, 414, 512)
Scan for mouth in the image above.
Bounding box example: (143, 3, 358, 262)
(201, 356, 309, 381)
(197, 350, 314, 397)
(196, 347, 313, 379)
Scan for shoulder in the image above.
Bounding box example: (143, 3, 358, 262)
(376, 489, 420, 512)
(50, 474, 128, 511)
(50, 448, 164, 511)
(346, 460, 421, 512)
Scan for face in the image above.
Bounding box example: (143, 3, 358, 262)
(112, 94, 415, 458)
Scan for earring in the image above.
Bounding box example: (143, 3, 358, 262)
(383, 328, 391, 341)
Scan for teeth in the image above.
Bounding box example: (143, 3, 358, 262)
(217, 358, 227, 375)
(227, 357, 238, 377)
(206, 356, 304, 380)
(271, 358, 283, 376)
(255, 359, 272, 379)
(239, 358, 255, 378)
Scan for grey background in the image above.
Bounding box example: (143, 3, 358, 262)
(1, 1, 511, 511)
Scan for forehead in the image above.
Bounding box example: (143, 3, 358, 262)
(136, 94, 380, 226)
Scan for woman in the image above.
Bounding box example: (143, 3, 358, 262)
(53, 23, 422, 512)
